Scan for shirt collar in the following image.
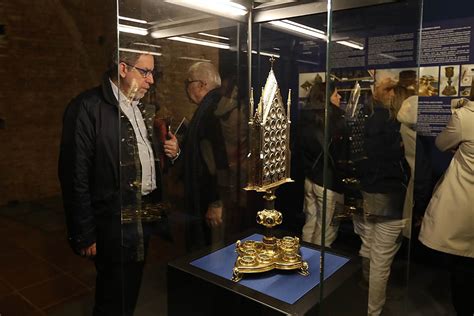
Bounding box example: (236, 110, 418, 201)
(109, 78, 139, 108)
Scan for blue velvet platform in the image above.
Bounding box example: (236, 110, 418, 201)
(190, 234, 350, 304)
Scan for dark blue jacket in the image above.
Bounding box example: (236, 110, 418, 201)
(58, 74, 163, 262)
(182, 89, 227, 249)
(358, 103, 408, 194)
(300, 103, 347, 193)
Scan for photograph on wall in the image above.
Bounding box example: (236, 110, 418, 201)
(460, 64, 474, 87)
(440, 65, 459, 97)
(460, 85, 471, 97)
(374, 68, 416, 82)
(375, 68, 417, 94)
(419, 66, 439, 97)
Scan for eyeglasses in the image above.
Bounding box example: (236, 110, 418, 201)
(123, 62, 158, 79)
(184, 79, 203, 87)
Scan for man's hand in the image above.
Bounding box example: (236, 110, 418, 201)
(164, 131, 179, 159)
(205, 205, 223, 228)
(80, 243, 96, 258)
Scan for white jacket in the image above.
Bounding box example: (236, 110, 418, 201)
(419, 101, 474, 258)
(397, 95, 418, 238)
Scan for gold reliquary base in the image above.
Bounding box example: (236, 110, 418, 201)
(232, 235, 309, 282)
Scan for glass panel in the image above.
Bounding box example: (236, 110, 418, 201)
(253, 0, 334, 311)
(414, 2, 474, 315)
(106, 1, 469, 315)
(117, 0, 247, 314)
(326, 0, 423, 315)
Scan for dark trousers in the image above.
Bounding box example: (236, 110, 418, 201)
(449, 254, 474, 316)
(93, 259, 145, 316)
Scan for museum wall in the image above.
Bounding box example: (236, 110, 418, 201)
(0, 0, 221, 206)
(0, 0, 115, 205)
(146, 38, 221, 202)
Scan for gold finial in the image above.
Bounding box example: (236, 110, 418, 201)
(287, 89, 291, 121)
(269, 56, 275, 69)
(249, 88, 254, 123)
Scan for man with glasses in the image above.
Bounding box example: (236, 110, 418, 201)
(59, 42, 179, 316)
(182, 62, 228, 250)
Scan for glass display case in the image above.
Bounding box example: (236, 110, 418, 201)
(111, 0, 471, 315)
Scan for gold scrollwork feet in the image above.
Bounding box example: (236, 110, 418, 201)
(232, 267, 242, 282)
(299, 261, 310, 276)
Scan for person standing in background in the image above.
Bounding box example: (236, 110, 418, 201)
(419, 98, 474, 316)
(353, 77, 408, 316)
(182, 62, 228, 250)
(300, 78, 347, 246)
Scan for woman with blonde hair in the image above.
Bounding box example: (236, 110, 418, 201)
(300, 78, 346, 246)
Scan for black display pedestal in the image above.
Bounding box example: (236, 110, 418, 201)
(167, 233, 360, 316)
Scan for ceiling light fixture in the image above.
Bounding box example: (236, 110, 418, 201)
(252, 50, 280, 59)
(268, 20, 365, 51)
(379, 53, 397, 60)
(168, 36, 231, 50)
(198, 32, 230, 41)
(164, 0, 247, 18)
(133, 43, 162, 49)
(178, 56, 212, 62)
(119, 48, 162, 57)
(296, 59, 319, 66)
(167, 36, 279, 59)
(268, 20, 327, 41)
(336, 40, 364, 50)
(118, 24, 148, 36)
(118, 16, 148, 24)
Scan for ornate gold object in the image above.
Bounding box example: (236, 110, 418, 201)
(419, 75, 438, 96)
(442, 67, 457, 96)
(232, 235, 309, 282)
(232, 58, 309, 282)
(257, 209, 282, 228)
(122, 202, 170, 222)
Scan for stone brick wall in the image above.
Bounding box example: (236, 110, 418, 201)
(0, 0, 225, 205)
(0, 0, 116, 205)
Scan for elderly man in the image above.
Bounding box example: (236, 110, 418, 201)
(59, 43, 179, 316)
(353, 77, 408, 316)
(182, 62, 228, 250)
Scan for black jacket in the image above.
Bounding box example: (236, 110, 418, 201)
(183, 89, 227, 249)
(358, 102, 408, 193)
(58, 74, 162, 262)
(300, 103, 347, 193)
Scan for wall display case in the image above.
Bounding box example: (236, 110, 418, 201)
(113, 0, 470, 315)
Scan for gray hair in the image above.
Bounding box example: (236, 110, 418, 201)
(188, 62, 221, 89)
(108, 41, 158, 79)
